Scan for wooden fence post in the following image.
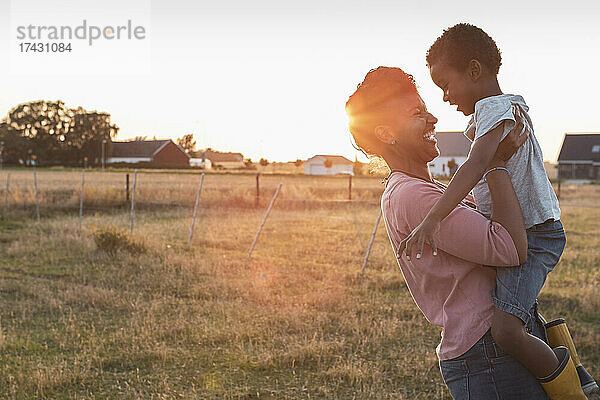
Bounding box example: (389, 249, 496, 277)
(361, 209, 382, 272)
(188, 173, 205, 247)
(256, 173, 260, 206)
(79, 169, 85, 230)
(126, 173, 130, 203)
(129, 169, 138, 234)
(348, 174, 352, 201)
(248, 183, 282, 258)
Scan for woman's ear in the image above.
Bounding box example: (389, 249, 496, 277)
(374, 125, 395, 145)
(468, 59, 482, 81)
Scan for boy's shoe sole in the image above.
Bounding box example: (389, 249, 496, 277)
(579, 365, 599, 395)
(583, 381, 599, 396)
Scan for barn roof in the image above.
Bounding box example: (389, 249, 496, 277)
(435, 131, 471, 158)
(111, 140, 172, 158)
(307, 155, 353, 165)
(557, 133, 600, 162)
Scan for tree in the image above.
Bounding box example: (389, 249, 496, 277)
(177, 133, 196, 153)
(353, 156, 364, 176)
(447, 158, 458, 175)
(259, 158, 269, 166)
(294, 159, 303, 167)
(133, 136, 148, 141)
(5, 100, 73, 164)
(69, 109, 119, 165)
(0, 120, 28, 164)
(3, 100, 118, 166)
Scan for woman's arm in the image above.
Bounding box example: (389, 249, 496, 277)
(391, 180, 521, 267)
(484, 160, 527, 264)
(483, 123, 531, 263)
(399, 110, 528, 259)
(396, 117, 529, 264)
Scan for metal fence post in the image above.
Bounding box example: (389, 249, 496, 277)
(129, 169, 138, 234)
(188, 173, 205, 247)
(3, 173, 9, 220)
(79, 169, 85, 230)
(34, 169, 40, 223)
(361, 209, 382, 272)
(248, 183, 283, 258)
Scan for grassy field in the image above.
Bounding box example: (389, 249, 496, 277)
(0, 169, 598, 399)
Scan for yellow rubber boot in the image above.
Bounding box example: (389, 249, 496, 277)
(539, 346, 587, 399)
(546, 318, 599, 395)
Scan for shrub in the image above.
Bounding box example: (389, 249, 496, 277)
(91, 224, 146, 256)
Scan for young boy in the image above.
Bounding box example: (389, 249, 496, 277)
(398, 23, 597, 397)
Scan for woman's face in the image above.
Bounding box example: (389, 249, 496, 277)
(384, 94, 440, 163)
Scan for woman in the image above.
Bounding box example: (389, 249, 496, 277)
(345, 66, 549, 398)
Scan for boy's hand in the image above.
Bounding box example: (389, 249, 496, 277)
(397, 213, 441, 261)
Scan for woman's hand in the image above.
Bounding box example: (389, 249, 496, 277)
(490, 106, 530, 166)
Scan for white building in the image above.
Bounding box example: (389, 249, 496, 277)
(305, 155, 354, 175)
(428, 131, 471, 177)
(189, 158, 212, 169)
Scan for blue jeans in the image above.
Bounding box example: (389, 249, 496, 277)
(440, 308, 549, 399)
(491, 219, 566, 325)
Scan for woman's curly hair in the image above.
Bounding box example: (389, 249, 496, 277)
(345, 66, 418, 157)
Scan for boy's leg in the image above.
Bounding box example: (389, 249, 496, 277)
(490, 219, 589, 396)
(490, 220, 564, 375)
(491, 308, 558, 377)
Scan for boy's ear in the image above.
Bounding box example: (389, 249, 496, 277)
(374, 125, 395, 144)
(468, 59, 482, 81)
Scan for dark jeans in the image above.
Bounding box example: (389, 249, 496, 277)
(439, 304, 549, 399)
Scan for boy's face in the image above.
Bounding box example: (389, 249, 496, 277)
(429, 61, 478, 116)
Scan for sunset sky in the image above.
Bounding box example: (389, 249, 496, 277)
(1, 0, 599, 162)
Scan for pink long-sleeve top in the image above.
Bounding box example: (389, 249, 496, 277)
(381, 172, 520, 360)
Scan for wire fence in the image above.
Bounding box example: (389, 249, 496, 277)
(1, 168, 598, 269)
(2, 168, 598, 219)
(0, 169, 388, 214)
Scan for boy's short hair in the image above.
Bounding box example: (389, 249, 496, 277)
(345, 66, 418, 156)
(426, 23, 502, 75)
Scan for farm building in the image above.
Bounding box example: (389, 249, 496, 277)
(108, 139, 190, 166)
(557, 133, 600, 180)
(305, 155, 353, 175)
(189, 156, 212, 169)
(428, 131, 471, 177)
(196, 149, 245, 169)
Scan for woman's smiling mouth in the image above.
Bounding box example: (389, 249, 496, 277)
(423, 128, 437, 143)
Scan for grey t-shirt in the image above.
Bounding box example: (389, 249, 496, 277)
(464, 94, 561, 229)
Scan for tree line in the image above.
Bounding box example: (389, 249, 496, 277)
(0, 100, 119, 167)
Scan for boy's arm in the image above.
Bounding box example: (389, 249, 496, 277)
(398, 120, 519, 260)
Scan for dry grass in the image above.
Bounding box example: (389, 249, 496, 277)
(0, 169, 598, 399)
